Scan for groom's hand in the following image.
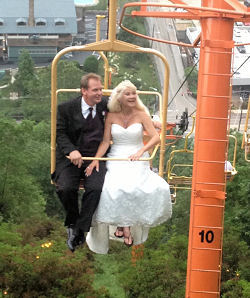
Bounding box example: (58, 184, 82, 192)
(69, 150, 83, 168)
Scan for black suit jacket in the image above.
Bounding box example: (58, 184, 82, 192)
(52, 95, 108, 180)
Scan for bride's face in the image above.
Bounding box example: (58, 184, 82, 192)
(121, 88, 137, 108)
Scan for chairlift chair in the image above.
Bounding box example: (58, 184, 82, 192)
(241, 95, 250, 162)
(225, 135, 238, 181)
(166, 117, 195, 202)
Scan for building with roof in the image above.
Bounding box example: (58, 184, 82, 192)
(0, 0, 77, 62)
(171, 0, 250, 104)
(185, 24, 250, 88)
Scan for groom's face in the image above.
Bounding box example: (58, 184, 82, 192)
(82, 78, 103, 106)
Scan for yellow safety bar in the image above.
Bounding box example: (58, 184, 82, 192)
(243, 132, 250, 162)
(241, 95, 250, 162)
(225, 135, 238, 181)
(53, 88, 163, 167)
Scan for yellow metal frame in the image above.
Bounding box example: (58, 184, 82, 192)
(50, 0, 170, 178)
(96, 15, 109, 89)
(170, 187, 177, 204)
(166, 116, 195, 190)
(241, 95, 250, 162)
(166, 118, 238, 189)
(243, 132, 250, 162)
(225, 135, 238, 180)
(56, 88, 163, 118)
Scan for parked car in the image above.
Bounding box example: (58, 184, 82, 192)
(237, 45, 246, 53)
(65, 52, 73, 58)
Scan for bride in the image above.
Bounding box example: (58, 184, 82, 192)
(85, 80, 172, 254)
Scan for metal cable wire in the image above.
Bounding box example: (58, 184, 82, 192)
(168, 58, 199, 108)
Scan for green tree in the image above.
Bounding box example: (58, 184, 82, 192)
(16, 60, 83, 122)
(119, 234, 187, 298)
(0, 220, 110, 297)
(0, 119, 46, 223)
(12, 49, 37, 96)
(118, 9, 149, 47)
(221, 279, 250, 298)
(25, 121, 63, 218)
(220, 131, 250, 296)
(118, 20, 137, 44)
(83, 55, 99, 73)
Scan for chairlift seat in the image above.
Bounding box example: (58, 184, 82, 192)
(168, 174, 192, 185)
(225, 168, 238, 181)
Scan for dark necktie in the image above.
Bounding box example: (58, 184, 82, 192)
(86, 107, 93, 122)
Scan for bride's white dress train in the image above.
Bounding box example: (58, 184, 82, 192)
(86, 123, 172, 254)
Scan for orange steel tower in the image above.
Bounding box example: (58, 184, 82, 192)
(185, 1, 249, 297)
(120, 1, 250, 297)
(186, 1, 234, 296)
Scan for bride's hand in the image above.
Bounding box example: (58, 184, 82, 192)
(85, 160, 99, 176)
(129, 149, 144, 161)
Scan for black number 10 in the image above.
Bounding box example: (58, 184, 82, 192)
(199, 230, 214, 243)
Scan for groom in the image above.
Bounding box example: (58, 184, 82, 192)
(52, 73, 108, 252)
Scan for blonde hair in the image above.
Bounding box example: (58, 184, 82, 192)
(108, 80, 150, 115)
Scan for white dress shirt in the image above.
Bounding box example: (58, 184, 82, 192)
(81, 97, 96, 119)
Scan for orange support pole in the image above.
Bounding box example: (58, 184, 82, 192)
(140, 0, 147, 12)
(185, 1, 234, 297)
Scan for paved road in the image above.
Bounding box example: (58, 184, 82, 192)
(146, 16, 196, 129)
(230, 110, 248, 131)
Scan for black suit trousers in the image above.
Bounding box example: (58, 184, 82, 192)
(56, 161, 106, 231)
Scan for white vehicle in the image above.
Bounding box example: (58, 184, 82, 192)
(65, 52, 73, 59)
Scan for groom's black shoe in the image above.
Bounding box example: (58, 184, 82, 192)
(75, 229, 85, 246)
(66, 225, 78, 252)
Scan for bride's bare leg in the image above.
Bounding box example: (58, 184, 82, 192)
(123, 227, 133, 247)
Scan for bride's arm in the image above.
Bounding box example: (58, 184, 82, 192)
(85, 113, 112, 176)
(129, 112, 160, 161)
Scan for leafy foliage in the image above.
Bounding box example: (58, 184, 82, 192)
(225, 131, 250, 245)
(117, 232, 187, 298)
(0, 119, 46, 223)
(118, 5, 149, 47)
(218, 131, 250, 296)
(83, 55, 99, 73)
(57, 60, 83, 90)
(0, 220, 110, 297)
(11, 49, 37, 96)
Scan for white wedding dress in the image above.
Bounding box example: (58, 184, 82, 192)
(86, 123, 172, 254)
